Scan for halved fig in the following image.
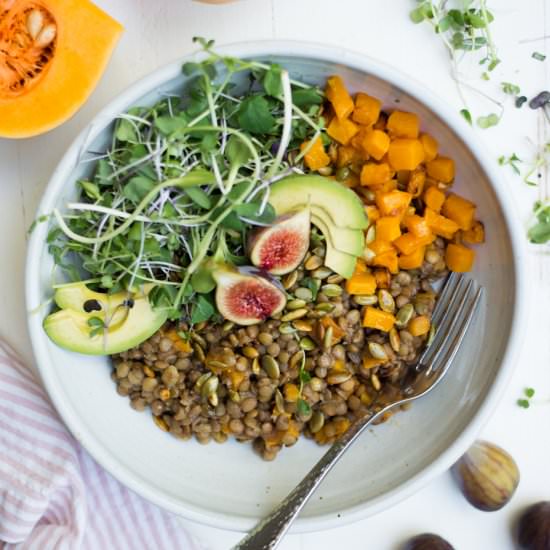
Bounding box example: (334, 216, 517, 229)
(248, 208, 310, 275)
(213, 268, 286, 325)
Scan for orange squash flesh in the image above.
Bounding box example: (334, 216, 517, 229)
(0, 0, 123, 138)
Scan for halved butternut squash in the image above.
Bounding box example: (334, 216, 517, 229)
(0, 0, 123, 138)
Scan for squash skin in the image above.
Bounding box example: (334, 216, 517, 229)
(0, 0, 123, 138)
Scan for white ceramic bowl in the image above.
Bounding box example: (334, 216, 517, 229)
(26, 41, 528, 533)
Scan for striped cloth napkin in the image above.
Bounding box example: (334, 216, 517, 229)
(0, 341, 200, 550)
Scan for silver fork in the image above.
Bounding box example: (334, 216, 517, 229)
(234, 273, 483, 550)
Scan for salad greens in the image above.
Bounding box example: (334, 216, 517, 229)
(46, 38, 326, 322)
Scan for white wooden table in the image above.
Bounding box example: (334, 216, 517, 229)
(2, 1, 549, 548)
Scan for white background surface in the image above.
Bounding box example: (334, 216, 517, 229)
(1, 1, 549, 549)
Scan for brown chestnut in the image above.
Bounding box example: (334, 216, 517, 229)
(403, 533, 455, 550)
(518, 501, 550, 550)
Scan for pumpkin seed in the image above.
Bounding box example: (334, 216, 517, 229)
(36, 23, 56, 47)
(206, 360, 228, 370)
(294, 287, 313, 302)
(208, 392, 219, 407)
(293, 319, 313, 332)
(279, 323, 296, 334)
(222, 320, 235, 332)
(326, 274, 344, 285)
(299, 337, 316, 351)
(309, 411, 325, 433)
(395, 304, 414, 327)
(353, 294, 378, 306)
(283, 271, 298, 289)
(193, 343, 206, 362)
(153, 415, 169, 432)
(229, 390, 240, 403)
(315, 302, 335, 312)
(287, 299, 307, 310)
(26, 9, 44, 40)
(312, 246, 326, 258)
(321, 283, 343, 297)
(311, 267, 332, 280)
(242, 346, 259, 359)
(281, 308, 308, 322)
(228, 333, 239, 346)
(335, 166, 350, 182)
(252, 356, 260, 375)
(305, 255, 323, 270)
(378, 289, 396, 313)
(323, 326, 333, 350)
(371, 373, 382, 391)
(290, 350, 305, 368)
(363, 247, 376, 262)
(261, 356, 280, 379)
(194, 321, 208, 332)
(368, 342, 388, 361)
(327, 372, 352, 385)
(389, 328, 401, 353)
(201, 375, 219, 398)
(366, 224, 376, 245)
(275, 389, 286, 414)
(362, 188, 376, 201)
(318, 166, 333, 176)
(194, 372, 211, 392)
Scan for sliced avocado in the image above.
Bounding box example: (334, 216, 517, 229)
(269, 175, 368, 230)
(325, 244, 357, 279)
(311, 210, 364, 256)
(44, 283, 167, 355)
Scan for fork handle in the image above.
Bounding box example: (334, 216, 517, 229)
(233, 406, 390, 550)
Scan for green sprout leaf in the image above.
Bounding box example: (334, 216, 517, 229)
(190, 293, 216, 325)
(460, 109, 473, 125)
(237, 95, 276, 134)
(532, 51, 546, 62)
(297, 398, 311, 416)
(477, 113, 500, 129)
(501, 82, 521, 96)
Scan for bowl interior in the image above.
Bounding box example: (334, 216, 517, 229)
(27, 48, 518, 532)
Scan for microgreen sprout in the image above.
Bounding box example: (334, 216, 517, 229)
(43, 39, 326, 324)
(517, 387, 536, 409)
(498, 153, 522, 175)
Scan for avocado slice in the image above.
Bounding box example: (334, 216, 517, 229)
(311, 210, 364, 256)
(269, 175, 368, 230)
(325, 244, 357, 279)
(43, 283, 167, 355)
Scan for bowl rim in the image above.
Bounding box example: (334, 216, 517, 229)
(25, 39, 529, 534)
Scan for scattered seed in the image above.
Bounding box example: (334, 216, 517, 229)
(312, 246, 326, 258)
(309, 411, 325, 433)
(368, 342, 388, 361)
(378, 289, 396, 313)
(389, 328, 401, 353)
(311, 267, 332, 279)
(222, 320, 235, 332)
(323, 326, 333, 351)
(201, 375, 219, 398)
(314, 302, 335, 312)
(153, 415, 168, 432)
(287, 299, 307, 310)
(252, 357, 260, 375)
(242, 346, 259, 359)
(293, 320, 313, 332)
(371, 373, 382, 391)
(281, 308, 308, 322)
(395, 304, 414, 327)
(317, 166, 333, 176)
(327, 372, 352, 384)
(193, 343, 206, 362)
(290, 350, 305, 368)
(159, 388, 171, 401)
(326, 274, 344, 284)
(335, 166, 350, 182)
(299, 337, 316, 351)
(275, 389, 286, 414)
(261, 356, 280, 379)
(279, 323, 296, 334)
(208, 392, 219, 407)
(283, 271, 298, 289)
(194, 372, 211, 392)
(206, 360, 228, 370)
(305, 255, 323, 270)
(229, 390, 240, 403)
(427, 323, 436, 346)
(353, 295, 378, 306)
(321, 283, 343, 297)
(294, 287, 313, 302)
